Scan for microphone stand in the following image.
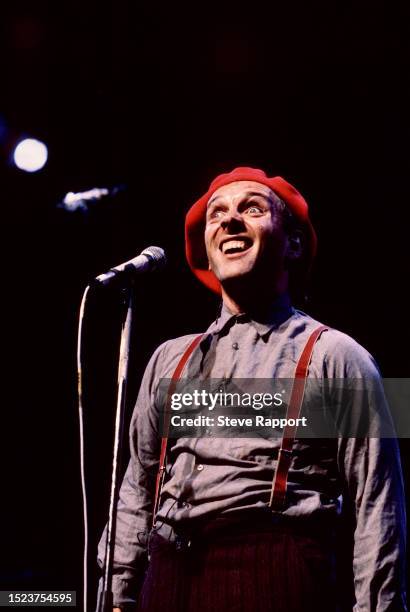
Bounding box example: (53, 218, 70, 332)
(98, 283, 135, 612)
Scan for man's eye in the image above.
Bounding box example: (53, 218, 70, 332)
(247, 205, 263, 214)
(209, 209, 224, 219)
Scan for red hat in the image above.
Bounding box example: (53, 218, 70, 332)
(185, 166, 317, 295)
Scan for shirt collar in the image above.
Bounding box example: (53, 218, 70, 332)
(206, 293, 294, 339)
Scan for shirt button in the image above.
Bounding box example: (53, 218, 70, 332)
(197, 464, 204, 471)
(232, 342, 239, 350)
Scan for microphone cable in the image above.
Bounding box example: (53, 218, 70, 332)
(77, 284, 91, 612)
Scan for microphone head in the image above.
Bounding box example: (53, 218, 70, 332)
(141, 246, 167, 270)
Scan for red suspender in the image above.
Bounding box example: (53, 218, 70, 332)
(269, 324, 329, 510)
(152, 334, 204, 525)
(152, 324, 328, 523)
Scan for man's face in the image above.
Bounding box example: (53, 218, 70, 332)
(204, 181, 290, 287)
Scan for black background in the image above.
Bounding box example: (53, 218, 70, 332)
(1, 0, 409, 609)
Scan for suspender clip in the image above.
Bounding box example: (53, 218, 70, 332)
(278, 448, 292, 459)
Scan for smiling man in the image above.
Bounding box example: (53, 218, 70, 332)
(203, 180, 302, 310)
(98, 167, 407, 612)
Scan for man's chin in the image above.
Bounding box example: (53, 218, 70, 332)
(213, 260, 256, 281)
(217, 270, 257, 291)
(216, 267, 251, 281)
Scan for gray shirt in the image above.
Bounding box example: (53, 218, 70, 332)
(98, 297, 407, 610)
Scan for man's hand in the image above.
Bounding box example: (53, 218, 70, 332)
(113, 608, 122, 612)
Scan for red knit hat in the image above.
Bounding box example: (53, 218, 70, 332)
(185, 166, 317, 295)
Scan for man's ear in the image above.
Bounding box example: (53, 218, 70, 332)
(285, 230, 303, 262)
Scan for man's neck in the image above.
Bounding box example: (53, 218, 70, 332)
(221, 286, 290, 315)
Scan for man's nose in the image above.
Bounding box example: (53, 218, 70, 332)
(220, 210, 245, 231)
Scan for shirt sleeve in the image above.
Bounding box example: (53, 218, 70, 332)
(324, 331, 407, 611)
(96, 342, 165, 609)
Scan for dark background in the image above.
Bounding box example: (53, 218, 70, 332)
(1, 0, 409, 609)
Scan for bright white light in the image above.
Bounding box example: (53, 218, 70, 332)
(13, 138, 48, 172)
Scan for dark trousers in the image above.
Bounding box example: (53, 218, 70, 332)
(137, 518, 337, 612)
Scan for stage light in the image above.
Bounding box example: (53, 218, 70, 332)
(13, 138, 48, 172)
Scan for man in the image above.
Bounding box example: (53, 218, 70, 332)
(98, 167, 407, 611)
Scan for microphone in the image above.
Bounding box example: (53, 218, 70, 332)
(59, 185, 126, 212)
(94, 246, 166, 287)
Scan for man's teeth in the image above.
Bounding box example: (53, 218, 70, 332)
(222, 240, 250, 254)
